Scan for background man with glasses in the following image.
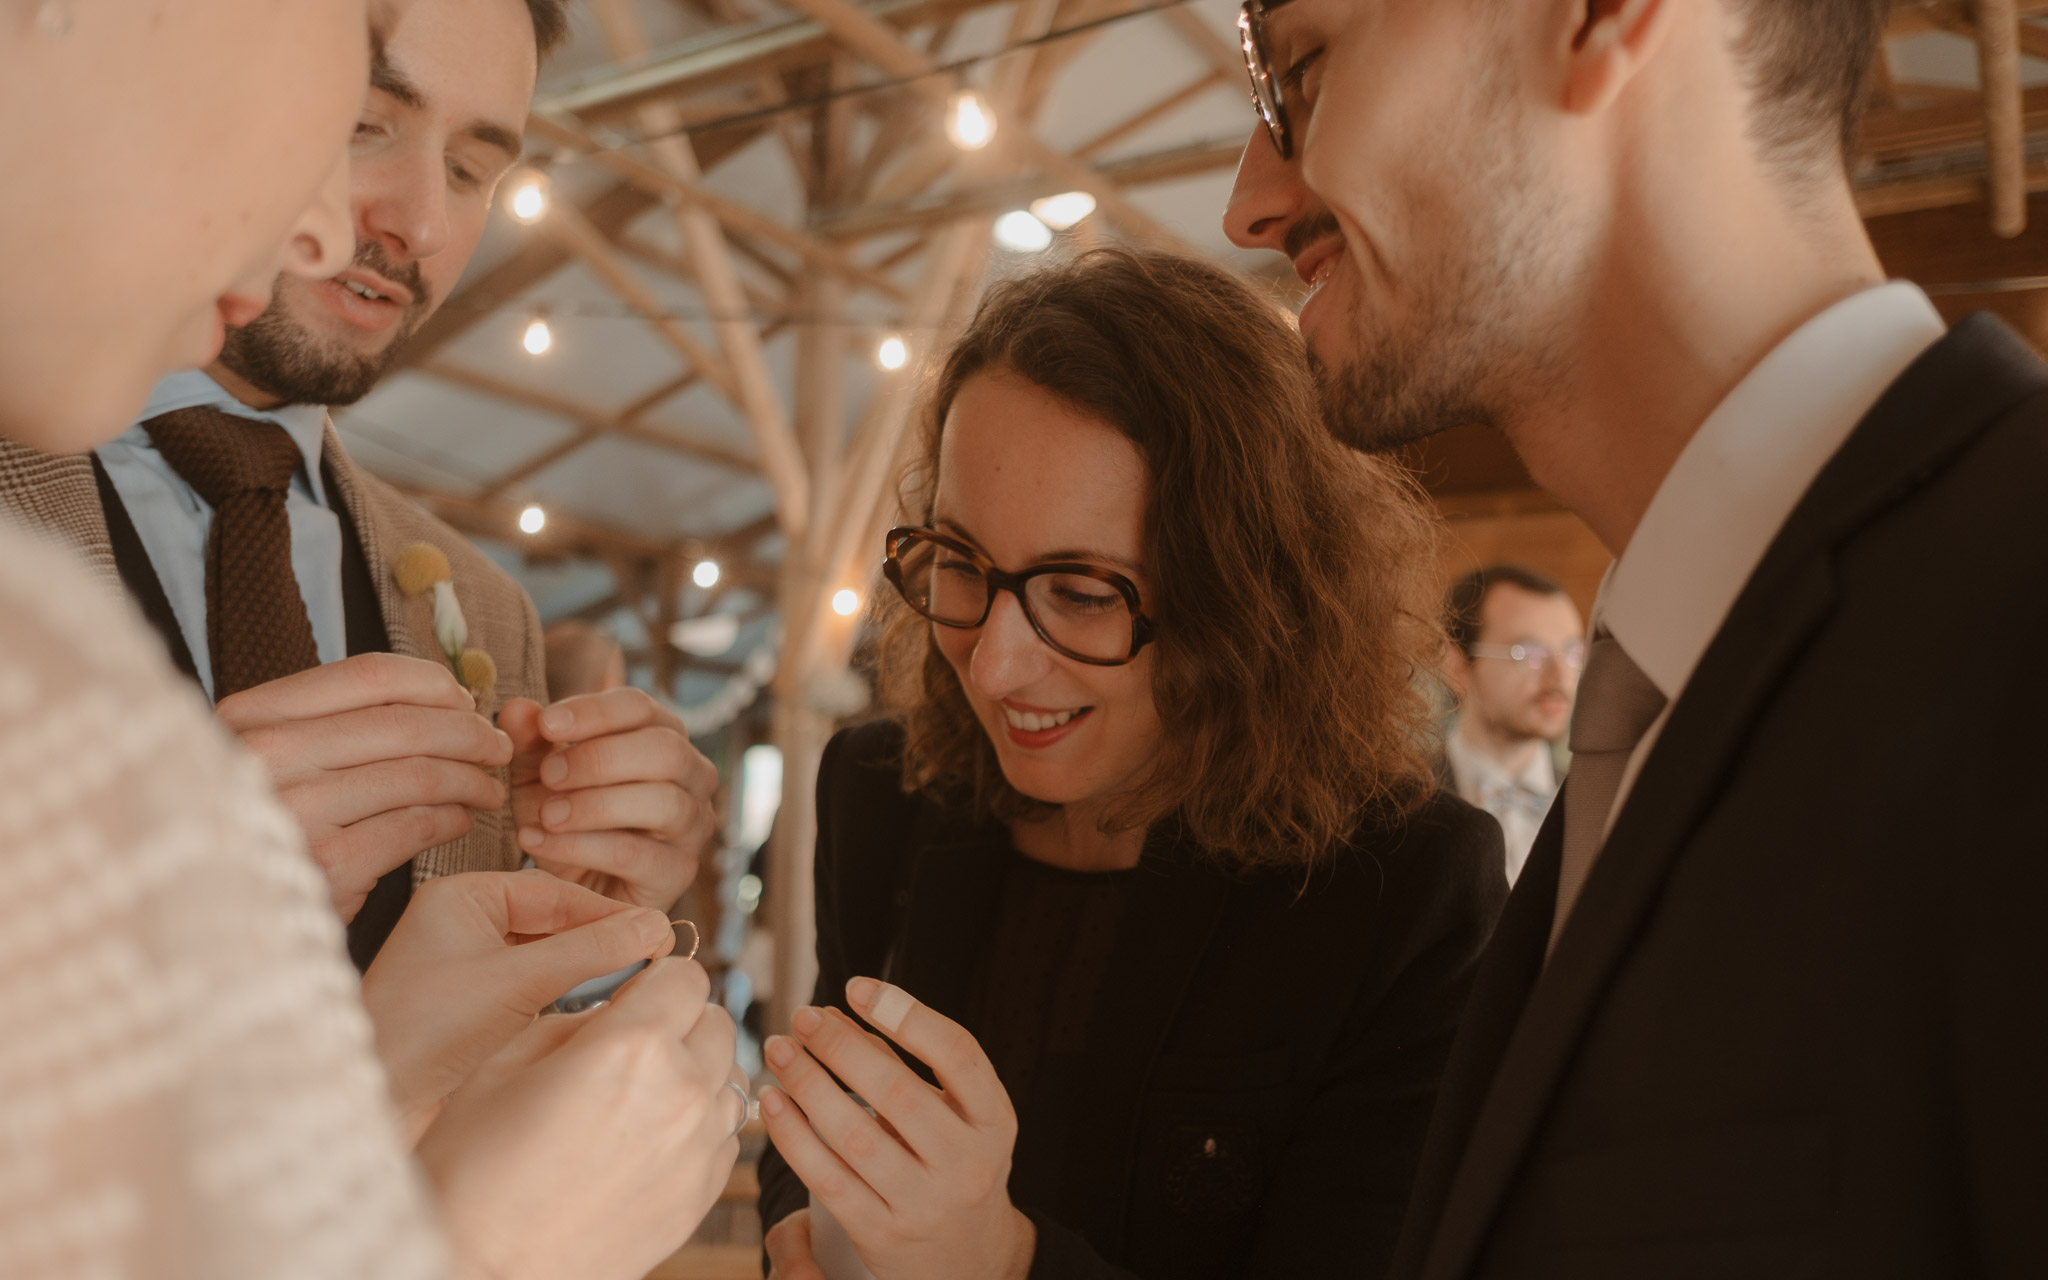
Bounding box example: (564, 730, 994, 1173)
(1439, 566, 1584, 885)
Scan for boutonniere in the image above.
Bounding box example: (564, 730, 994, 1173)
(393, 542, 497, 700)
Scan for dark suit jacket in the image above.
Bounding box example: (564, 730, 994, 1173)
(760, 721, 1507, 1280)
(1390, 314, 2048, 1280)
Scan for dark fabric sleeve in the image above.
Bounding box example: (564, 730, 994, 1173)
(1231, 801, 1508, 1280)
(757, 724, 917, 1243)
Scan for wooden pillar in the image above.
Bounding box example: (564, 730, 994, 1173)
(1976, 0, 2027, 237)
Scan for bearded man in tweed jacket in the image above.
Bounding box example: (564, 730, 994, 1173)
(0, 0, 714, 966)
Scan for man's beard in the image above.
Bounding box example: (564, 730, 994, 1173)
(1310, 75, 1571, 456)
(218, 244, 431, 408)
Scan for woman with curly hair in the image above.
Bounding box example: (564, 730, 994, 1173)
(757, 248, 1507, 1280)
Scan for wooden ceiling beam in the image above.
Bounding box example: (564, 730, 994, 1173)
(1073, 68, 1226, 160)
(814, 133, 1243, 238)
(1976, 0, 2029, 235)
(775, 0, 1192, 251)
(418, 358, 762, 477)
(528, 112, 909, 301)
(587, 0, 813, 544)
(397, 483, 679, 559)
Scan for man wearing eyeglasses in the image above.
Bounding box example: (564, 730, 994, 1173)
(1224, 0, 2048, 1276)
(1440, 566, 1584, 886)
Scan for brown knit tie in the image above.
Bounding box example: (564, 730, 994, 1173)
(142, 407, 320, 700)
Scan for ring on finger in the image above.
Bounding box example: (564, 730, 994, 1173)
(724, 1078, 754, 1137)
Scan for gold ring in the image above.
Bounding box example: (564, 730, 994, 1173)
(668, 918, 701, 961)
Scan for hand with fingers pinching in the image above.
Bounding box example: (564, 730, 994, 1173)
(214, 652, 515, 922)
(759, 977, 1037, 1280)
(502, 689, 719, 911)
(361, 869, 683, 1144)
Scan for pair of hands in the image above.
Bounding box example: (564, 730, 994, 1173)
(216, 652, 717, 917)
(366, 870, 744, 1280)
(761, 978, 1036, 1280)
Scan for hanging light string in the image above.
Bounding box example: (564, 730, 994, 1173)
(561, 0, 1203, 153)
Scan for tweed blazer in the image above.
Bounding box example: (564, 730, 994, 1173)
(0, 422, 544, 882)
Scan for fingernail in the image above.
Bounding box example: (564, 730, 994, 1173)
(846, 976, 878, 1011)
(495, 729, 513, 755)
(542, 798, 571, 827)
(632, 910, 669, 949)
(792, 1006, 822, 1036)
(540, 753, 568, 786)
(541, 705, 573, 737)
(518, 826, 543, 850)
(759, 1087, 786, 1117)
(765, 1036, 795, 1069)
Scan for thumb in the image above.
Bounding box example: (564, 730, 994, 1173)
(503, 907, 675, 1010)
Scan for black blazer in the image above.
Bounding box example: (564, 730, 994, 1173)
(1391, 314, 2048, 1280)
(760, 721, 1506, 1280)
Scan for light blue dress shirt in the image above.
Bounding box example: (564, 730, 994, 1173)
(96, 371, 348, 702)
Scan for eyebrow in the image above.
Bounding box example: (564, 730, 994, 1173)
(936, 518, 1144, 574)
(368, 50, 524, 163)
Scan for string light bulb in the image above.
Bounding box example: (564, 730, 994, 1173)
(522, 314, 553, 356)
(993, 210, 1053, 253)
(945, 90, 996, 151)
(692, 559, 721, 589)
(876, 334, 908, 371)
(518, 504, 546, 535)
(507, 171, 550, 224)
(831, 589, 860, 617)
(1029, 191, 1096, 231)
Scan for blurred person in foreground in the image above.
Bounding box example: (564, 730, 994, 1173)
(0, 3, 739, 1277)
(0, 0, 717, 970)
(1439, 566, 1584, 884)
(1225, 0, 2048, 1272)
(756, 248, 1507, 1280)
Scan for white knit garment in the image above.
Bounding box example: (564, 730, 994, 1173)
(0, 519, 451, 1280)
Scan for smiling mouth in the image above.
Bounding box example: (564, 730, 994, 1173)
(343, 279, 395, 303)
(1003, 705, 1091, 733)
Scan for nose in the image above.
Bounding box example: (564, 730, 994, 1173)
(280, 145, 356, 281)
(968, 591, 1056, 701)
(359, 145, 452, 266)
(1223, 122, 1312, 253)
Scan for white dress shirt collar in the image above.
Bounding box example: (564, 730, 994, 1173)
(1596, 282, 1948, 702)
(137, 370, 333, 504)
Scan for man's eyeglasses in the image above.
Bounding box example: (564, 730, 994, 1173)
(1237, 0, 1294, 160)
(884, 526, 1155, 667)
(1466, 639, 1589, 675)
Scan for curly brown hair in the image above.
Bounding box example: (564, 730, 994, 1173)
(875, 248, 1447, 868)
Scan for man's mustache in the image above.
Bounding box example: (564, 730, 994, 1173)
(344, 243, 432, 312)
(1284, 211, 1342, 263)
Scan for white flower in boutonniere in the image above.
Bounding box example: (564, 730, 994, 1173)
(393, 542, 496, 702)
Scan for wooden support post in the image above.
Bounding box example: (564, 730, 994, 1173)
(1978, 0, 2028, 236)
(587, 0, 815, 543)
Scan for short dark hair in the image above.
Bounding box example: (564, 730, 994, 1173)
(1729, 0, 1890, 174)
(1445, 564, 1566, 655)
(526, 0, 571, 56)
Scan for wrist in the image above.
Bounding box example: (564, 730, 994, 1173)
(1001, 1206, 1037, 1280)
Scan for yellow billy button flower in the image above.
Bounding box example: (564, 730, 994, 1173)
(392, 541, 473, 675)
(458, 648, 498, 701)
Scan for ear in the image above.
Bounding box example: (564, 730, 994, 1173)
(1559, 0, 1673, 117)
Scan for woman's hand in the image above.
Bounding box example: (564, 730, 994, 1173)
(763, 1208, 826, 1280)
(360, 869, 677, 1142)
(759, 977, 1036, 1280)
(417, 956, 743, 1280)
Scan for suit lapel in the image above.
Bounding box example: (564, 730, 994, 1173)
(319, 422, 435, 666)
(1417, 314, 2048, 1280)
(0, 440, 120, 588)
